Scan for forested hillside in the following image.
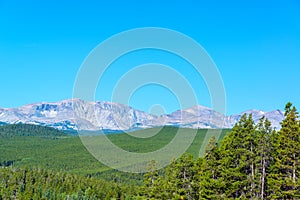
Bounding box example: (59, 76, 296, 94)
(141, 103, 300, 199)
(0, 124, 66, 137)
(0, 103, 299, 199)
(0, 167, 137, 199)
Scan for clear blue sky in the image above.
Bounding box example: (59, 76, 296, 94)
(0, 0, 299, 115)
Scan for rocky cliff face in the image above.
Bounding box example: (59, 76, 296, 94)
(0, 99, 284, 131)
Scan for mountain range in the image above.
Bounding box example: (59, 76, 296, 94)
(0, 99, 285, 131)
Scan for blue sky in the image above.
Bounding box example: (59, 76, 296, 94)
(0, 0, 299, 115)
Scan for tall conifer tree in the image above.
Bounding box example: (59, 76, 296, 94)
(268, 103, 300, 199)
(218, 114, 256, 199)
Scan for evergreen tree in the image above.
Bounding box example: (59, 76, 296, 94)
(218, 114, 256, 199)
(205, 136, 217, 155)
(164, 153, 198, 200)
(140, 160, 163, 199)
(199, 136, 225, 199)
(268, 102, 300, 199)
(255, 116, 273, 199)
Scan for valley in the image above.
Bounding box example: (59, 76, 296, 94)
(0, 124, 229, 182)
(0, 103, 299, 199)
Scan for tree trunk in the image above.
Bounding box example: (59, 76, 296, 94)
(292, 153, 296, 185)
(250, 142, 255, 199)
(261, 157, 266, 200)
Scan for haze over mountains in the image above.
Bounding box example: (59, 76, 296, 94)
(0, 99, 284, 131)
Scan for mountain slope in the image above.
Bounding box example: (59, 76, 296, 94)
(0, 99, 284, 131)
(0, 124, 67, 137)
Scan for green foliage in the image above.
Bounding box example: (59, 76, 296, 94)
(140, 154, 199, 200)
(164, 153, 199, 200)
(0, 125, 229, 199)
(140, 160, 163, 199)
(0, 124, 66, 138)
(255, 116, 274, 200)
(217, 114, 257, 199)
(199, 137, 224, 199)
(268, 102, 300, 199)
(107, 127, 229, 157)
(1, 103, 299, 199)
(0, 125, 228, 186)
(0, 167, 137, 199)
(140, 103, 300, 200)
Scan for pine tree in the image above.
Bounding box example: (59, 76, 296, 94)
(164, 153, 198, 200)
(268, 102, 300, 199)
(255, 116, 273, 199)
(218, 114, 256, 199)
(205, 136, 217, 155)
(200, 136, 225, 199)
(140, 160, 164, 199)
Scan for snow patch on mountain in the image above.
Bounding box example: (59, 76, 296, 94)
(0, 99, 285, 131)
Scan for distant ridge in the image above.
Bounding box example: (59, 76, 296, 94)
(0, 124, 67, 137)
(0, 99, 284, 131)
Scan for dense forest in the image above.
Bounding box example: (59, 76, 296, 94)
(0, 103, 299, 199)
(140, 103, 300, 199)
(0, 127, 229, 180)
(0, 124, 67, 138)
(0, 167, 138, 200)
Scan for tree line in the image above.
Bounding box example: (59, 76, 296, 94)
(0, 103, 299, 199)
(0, 124, 66, 138)
(140, 103, 300, 199)
(0, 167, 137, 200)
